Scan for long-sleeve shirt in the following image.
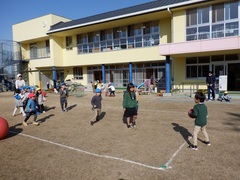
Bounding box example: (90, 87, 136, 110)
(206, 75, 216, 85)
(15, 79, 25, 89)
(59, 88, 68, 98)
(91, 95, 102, 109)
(193, 103, 208, 127)
(122, 91, 137, 108)
(25, 99, 37, 113)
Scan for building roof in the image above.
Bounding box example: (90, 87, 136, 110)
(47, 0, 207, 34)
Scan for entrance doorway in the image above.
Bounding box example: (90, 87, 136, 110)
(94, 71, 102, 83)
(228, 63, 240, 91)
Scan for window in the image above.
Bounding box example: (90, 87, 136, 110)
(198, 6, 209, 24)
(187, 2, 239, 41)
(30, 43, 38, 59)
(45, 40, 50, 56)
(77, 34, 88, 54)
(187, 9, 197, 27)
(66, 36, 72, 50)
(73, 67, 83, 80)
(77, 21, 159, 54)
(186, 57, 210, 78)
(225, 1, 238, 20)
(212, 3, 224, 23)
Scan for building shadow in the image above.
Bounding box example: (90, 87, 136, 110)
(4, 123, 23, 139)
(172, 122, 192, 145)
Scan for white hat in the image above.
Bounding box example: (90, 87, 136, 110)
(17, 74, 22, 78)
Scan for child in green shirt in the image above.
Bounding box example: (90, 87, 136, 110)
(189, 92, 211, 150)
(122, 83, 138, 128)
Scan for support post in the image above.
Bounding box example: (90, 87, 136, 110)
(52, 66, 57, 88)
(102, 64, 106, 83)
(129, 63, 132, 83)
(166, 56, 171, 93)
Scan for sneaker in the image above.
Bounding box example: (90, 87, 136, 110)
(90, 121, 94, 126)
(12, 114, 15, 117)
(127, 125, 132, 129)
(22, 114, 26, 117)
(43, 111, 46, 113)
(132, 121, 137, 128)
(203, 141, 211, 146)
(33, 121, 39, 126)
(22, 122, 28, 126)
(188, 145, 198, 150)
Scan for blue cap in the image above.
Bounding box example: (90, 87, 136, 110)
(95, 88, 101, 93)
(133, 83, 137, 87)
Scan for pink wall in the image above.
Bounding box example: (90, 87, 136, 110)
(159, 36, 240, 56)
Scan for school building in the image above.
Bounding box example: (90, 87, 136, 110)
(12, 0, 240, 93)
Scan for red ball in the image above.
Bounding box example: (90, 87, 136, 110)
(188, 109, 195, 118)
(0, 117, 9, 140)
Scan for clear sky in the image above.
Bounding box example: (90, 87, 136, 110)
(0, 0, 155, 41)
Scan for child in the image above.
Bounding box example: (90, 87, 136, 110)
(134, 83, 140, 112)
(23, 93, 39, 126)
(22, 86, 30, 111)
(219, 91, 231, 102)
(36, 88, 46, 113)
(122, 83, 138, 128)
(90, 88, 102, 126)
(12, 88, 26, 116)
(108, 83, 115, 97)
(189, 91, 210, 150)
(59, 83, 68, 112)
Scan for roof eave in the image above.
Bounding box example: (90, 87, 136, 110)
(47, 0, 208, 34)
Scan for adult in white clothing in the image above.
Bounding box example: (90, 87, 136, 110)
(15, 74, 26, 91)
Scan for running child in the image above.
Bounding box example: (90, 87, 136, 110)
(23, 93, 39, 126)
(36, 88, 46, 113)
(12, 88, 26, 116)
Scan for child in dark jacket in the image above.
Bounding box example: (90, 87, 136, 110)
(90, 88, 102, 126)
(22, 93, 39, 126)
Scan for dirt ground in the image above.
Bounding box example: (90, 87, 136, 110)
(0, 90, 239, 180)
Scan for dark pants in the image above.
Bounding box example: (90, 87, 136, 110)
(60, 97, 68, 111)
(207, 85, 215, 100)
(38, 104, 45, 113)
(24, 111, 37, 122)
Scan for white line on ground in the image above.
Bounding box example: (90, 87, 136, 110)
(9, 131, 170, 171)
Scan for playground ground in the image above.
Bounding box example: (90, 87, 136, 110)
(0, 91, 239, 180)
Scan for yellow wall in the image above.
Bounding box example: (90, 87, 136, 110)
(160, 18, 171, 44)
(172, 10, 186, 43)
(51, 36, 64, 66)
(13, 14, 70, 42)
(62, 46, 163, 66)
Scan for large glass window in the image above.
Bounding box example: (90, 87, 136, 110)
(73, 67, 83, 80)
(187, 2, 239, 40)
(186, 54, 239, 78)
(77, 21, 159, 54)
